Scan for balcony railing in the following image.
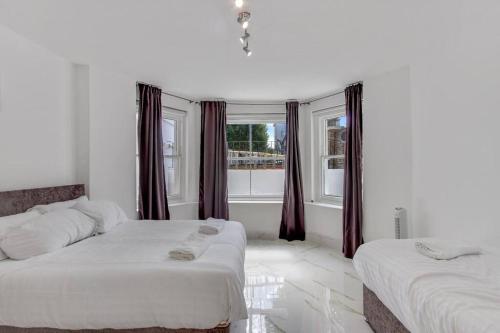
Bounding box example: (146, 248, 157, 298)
(228, 140, 285, 169)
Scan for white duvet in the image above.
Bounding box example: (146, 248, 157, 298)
(0, 220, 248, 330)
(353, 239, 500, 333)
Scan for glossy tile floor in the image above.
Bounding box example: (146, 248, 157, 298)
(231, 240, 373, 333)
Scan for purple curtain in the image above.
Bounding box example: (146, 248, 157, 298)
(279, 101, 306, 241)
(137, 83, 170, 220)
(199, 101, 229, 220)
(342, 83, 363, 258)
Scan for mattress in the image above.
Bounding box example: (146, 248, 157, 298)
(0, 220, 248, 330)
(353, 239, 500, 333)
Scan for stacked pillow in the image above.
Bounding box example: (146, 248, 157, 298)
(0, 211, 42, 260)
(72, 200, 128, 234)
(0, 199, 128, 260)
(0, 209, 96, 260)
(28, 196, 89, 214)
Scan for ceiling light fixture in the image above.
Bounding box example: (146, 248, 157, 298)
(239, 30, 250, 44)
(233, 5, 253, 56)
(237, 12, 251, 29)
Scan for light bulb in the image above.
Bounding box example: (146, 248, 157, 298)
(235, 0, 243, 8)
(242, 21, 249, 29)
(243, 44, 252, 56)
(240, 30, 250, 44)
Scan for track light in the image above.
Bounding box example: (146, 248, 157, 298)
(243, 43, 252, 57)
(235, 0, 243, 8)
(239, 30, 250, 44)
(237, 12, 251, 29)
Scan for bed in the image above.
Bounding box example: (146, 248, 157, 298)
(353, 239, 500, 333)
(0, 185, 248, 333)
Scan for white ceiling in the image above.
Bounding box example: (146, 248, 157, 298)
(0, 0, 420, 100)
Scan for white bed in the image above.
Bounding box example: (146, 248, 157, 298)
(353, 239, 500, 333)
(0, 220, 248, 330)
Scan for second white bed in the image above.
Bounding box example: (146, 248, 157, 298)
(353, 239, 500, 333)
(0, 220, 248, 330)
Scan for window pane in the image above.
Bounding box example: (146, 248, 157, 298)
(227, 122, 286, 197)
(323, 157, 344, 197)
(228, 170, 251, 196)
(327, 116, 346, 156)
(227, 124, 249, 153)
(164, 157, 180, 197)
(251, 169, 285, 196)
(162, 118, 177, 156)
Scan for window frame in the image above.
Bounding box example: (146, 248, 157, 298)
(162, 108, 186, 202)
(313, 106, 346, 205)
(226, 113, 286, 201)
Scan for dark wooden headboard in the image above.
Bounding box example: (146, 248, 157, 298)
(0, 184, 85, 217)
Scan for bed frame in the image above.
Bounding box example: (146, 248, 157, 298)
(363, 285, 410, 333)
(0, 185, 230, 333)
(0, 184, 85, 217)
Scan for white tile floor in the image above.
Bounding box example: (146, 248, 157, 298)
(231, 240, 373, 333)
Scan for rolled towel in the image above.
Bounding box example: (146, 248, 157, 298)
(415, 239, 482, 260)
(169, 232, 210, 261)
(199, 218, 225, 235)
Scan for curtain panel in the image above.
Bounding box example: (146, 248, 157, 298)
(342, 83, 363, 258)
(199, 101, 229, 220)
(279, 101, 306, 241)
(137, 83, 170, 220)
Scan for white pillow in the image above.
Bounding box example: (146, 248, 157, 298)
(0, 211, 42, 260)
(28, 196, 88, 214)
(0, 209, 96, 260)
(72, 200, 127, 233)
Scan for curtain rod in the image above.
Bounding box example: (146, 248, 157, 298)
(137, 81, 362, 106)
(227, 102, 286, 106)
(162, 92, 195, 103)
(136, 81, 196, 104)
(300, 81, 363, 105)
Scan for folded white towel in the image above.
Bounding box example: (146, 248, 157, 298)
(415, 239, 482, 260)
(169, 232, 210, 261)
(199, 218, 225, 235)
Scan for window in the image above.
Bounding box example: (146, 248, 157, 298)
(314, 109, 346, 203)
(136, 109, 185, 206)
(322, 115, 346, 198)
(162, 111, 184, 199)
(227, 121, 286, 199)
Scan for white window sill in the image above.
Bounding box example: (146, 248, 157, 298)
(229, 200, 283, 204)
(305, 202, 343, 210)
(168, 201, 197, 207)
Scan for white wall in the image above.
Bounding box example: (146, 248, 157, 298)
(363, 67, 412, 241)
(0, 25, 77, 190)
(229, 202, 282, 239)
(87, 66, 137, 217)
(409, 1, 500, 245)
(73, 64, 90, 192)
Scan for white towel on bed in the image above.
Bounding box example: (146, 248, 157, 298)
(199, 218, 225, 235)
(169, 232, 210, 261)
(415, 239, 482, 260)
